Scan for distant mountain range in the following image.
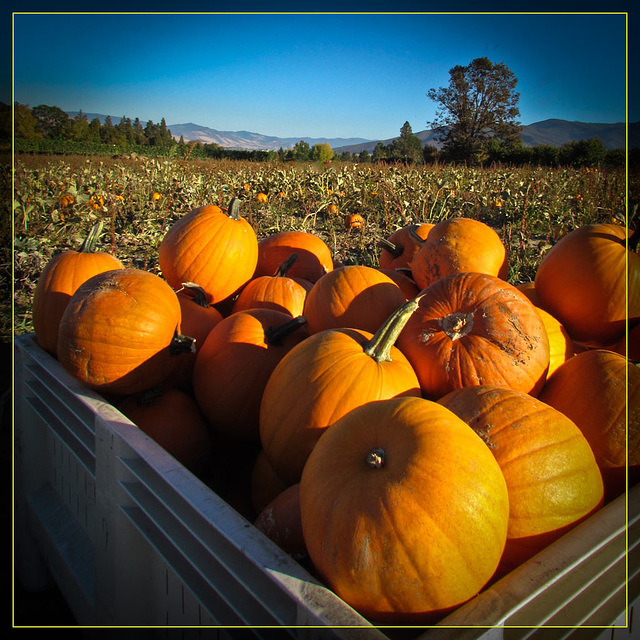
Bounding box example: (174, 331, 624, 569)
(67, 112, 638, 151)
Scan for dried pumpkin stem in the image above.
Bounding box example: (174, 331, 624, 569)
(79, 220, 105, 253)
(378, 238, 403, 259)
(363, 293, 425, 363)
(227, 197, 242, 220)
(275, 253, 299, 277)
(265, 315, 307, 346)
(178, 282, 210, 308)
(407, 224, 428, 245)
(366, 448, 386, 469)
(169, 331, 197, 355)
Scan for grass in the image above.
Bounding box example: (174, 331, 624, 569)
(6, 153, 632, 343)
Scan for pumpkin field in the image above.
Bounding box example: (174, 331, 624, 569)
(10, 152, 640, 626)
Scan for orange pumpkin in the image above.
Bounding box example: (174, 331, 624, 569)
(378, 268, 421, 301)
(254, 483, 306, 557)
(397, 272, 550, 399)
(57, 268, 195, 395)
(232, 254, 312, 317)
(534, 223, 640, 347)
(166, 283, 224, 391)
(254, 230, 333, 283)
(378, 222, 434, 271)
(516, 282, 574, 377)
(259, 296, 423, 485)
(409, 217, 508, 290)
(344, 213, 365, 230)
(299, 396, 509, 622)
(117, 386, 213, 472)
(303, 265, 407, 335)
(539, 349, 640, 501)
(32, 222, 124, 357)
(193, 309, 308, 441)
(158, 199, 258, 304)
(439, 385, 604, 572)
(612, 322, 640, 360)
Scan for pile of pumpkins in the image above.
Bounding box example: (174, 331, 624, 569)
(31, 197, 639, 624)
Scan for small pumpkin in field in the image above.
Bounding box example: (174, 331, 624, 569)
(516, 282, 574, 377)
(254, 230, 333, 283)
(232, 254, 312, 317)
(534, 223, 640, 347)
(117, 386, 213, 473)
(378, 222, 434, 271)
(439, 385, 604, 573)
(193, 309, 308, 441)
(158, 199, 258, 305)
(57, 268, 195, 396)
(397, 272, 550, 399)
(260, 296, 422, 485)
(32, 221, 124, 357)
(539, 349, 640, 501)
(344, 213, 365, 231)
(299, 396, 509, 622)
(409, 217, 508, 291)
(303, 265, 407, 335)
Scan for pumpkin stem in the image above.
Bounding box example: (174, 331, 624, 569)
(79, 220, 105, 253)
(366, 448, 386, 469)
(440, 312, 474, 341)
(265, 315, 307, 346)
(275, 253, 299, 277)
(169, 331, 197, 355)
(363, 293, 424, 363)
(227, 197, 242, 220)
(136, 386, 164, 407)
(378, 238, 403, 259)
(178, 282, 210, 308)
(407, 224, 428, 245)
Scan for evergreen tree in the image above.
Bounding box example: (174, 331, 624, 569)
(390, 121, 423, 163)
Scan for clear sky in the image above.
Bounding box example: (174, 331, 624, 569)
(11, 11, 631, 142)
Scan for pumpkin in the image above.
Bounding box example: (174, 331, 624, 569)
(232, 253, 312, 317)
(378, 268, 421, 301)
(254, 230, 333, 283)
(166, 283, 224, 391)
(158, 199, 258, 304)
(439, 385, 604, 572)
(254, 483, 306, 557)
(613, 322, 640, 360)
(32, 221, 124, 357)
(539, 349, 640, 501)
(344, 213, 365, 230)
(397, 272, 550, 399)
(117, 386, 213, 472)
(250, 449, 289, 514)
(193, 309, 308, 441)
(303, 265, 407, 335)
(259, 296, 422, 486)
(516, 282, 574, 377)
(57, 268, 195, 395)
(534, 223, 640, 347)
(299, 396, 509, 622)
(409, 217, 508, 291)
(378, 222, 434, 271)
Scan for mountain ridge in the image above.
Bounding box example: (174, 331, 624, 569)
(66, 112, 637, 151)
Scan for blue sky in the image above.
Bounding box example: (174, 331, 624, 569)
(11, 11, 631, 141)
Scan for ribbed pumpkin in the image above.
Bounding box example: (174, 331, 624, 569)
(516, 282, 574, 377)
(260, 296, 422, 485)
(534, 223, 640, 347)
(378, 222, 434, 271)
(303, 265, 407, 335)
(439, 385, 604, 572)
(299, 396, 509, 622)
(232, 254, 312, 317)
(32, 222, 124, 357)
(254, 230, 333, 283)
(57, 268, 195, 395)
(158, 199, 258, 304)
(166, 283, 224, 391)
(193, 309, 308, 441)
(409, 217, 508, 291)
(117, 386, 213, 472)
(397, 272, 550, 399)
(539, 349, 640, 501)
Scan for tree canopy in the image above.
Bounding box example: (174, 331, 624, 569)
(428, 57, 521, 164)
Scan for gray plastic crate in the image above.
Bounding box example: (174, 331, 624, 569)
(13, 333, 639, 636)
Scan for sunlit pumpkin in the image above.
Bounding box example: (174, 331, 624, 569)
(299, 396, 509, 622)
(439, 384, 604, 573)
(397, 272, 550, 399)
(378, 222, 434, 271)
